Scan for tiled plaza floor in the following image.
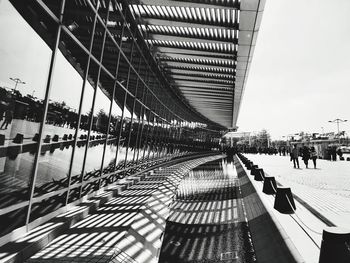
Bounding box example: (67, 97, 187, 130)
(159, 159, 256, 263)
(22, 155, 223, 263)
(244, 154, 350, 229)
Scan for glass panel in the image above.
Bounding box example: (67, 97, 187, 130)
(30, 192, 67, 222)
(132, 80, 147, 164)
(160, 121, 166, 157)
(41, 0, 62, 17)
(153, 118, 161, 159)
(78, 63, 109, 197)
(101, 1, 123, 75)
(91, 19, 105, 62)
(130, 102, 142, 165)
(118, 43, 137, 171)
(0, 0, 51, 236)
(67, 61, 96, 203)
(63, 1, 95, 51)
(100, 90, 123, 187)
(133, 106, 145, 164)
(123, 93, 135, 168)
(115, 102, 129, 171)
(34, 51, 84, 197)
(149, 115, 157, 160)
(163, 122, 169, 157)
(0, 206, 28, 237)
(83, 72, 112, 188)
(140, 110, 150, 162)
(102, 33, 120, 76)
(97, 1, 110, 22)
(159, 121, 165, 158)
(166, 123, 172, 156)
(175, 121, 181, 156)
(114, 55, 129, 172)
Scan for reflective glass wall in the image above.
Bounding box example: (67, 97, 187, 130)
(0, 0, 220, 239)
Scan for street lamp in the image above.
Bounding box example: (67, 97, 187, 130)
(328, 119, 347, 135)
(9, 77, 25, 92)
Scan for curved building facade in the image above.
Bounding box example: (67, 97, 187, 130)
(0, 0, 265, 257)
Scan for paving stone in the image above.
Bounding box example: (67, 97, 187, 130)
(21, 155, 224, 263)
(245, 153, 350, 229)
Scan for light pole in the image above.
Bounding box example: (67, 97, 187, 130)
(328, 119, 347, 135)
(9, 77, 25, 92)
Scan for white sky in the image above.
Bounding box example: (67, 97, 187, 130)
(237, 0, 350, 139)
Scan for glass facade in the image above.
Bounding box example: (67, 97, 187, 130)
(0, 0, 220, 239)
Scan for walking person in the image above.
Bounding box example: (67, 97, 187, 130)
(330, 146, 337, 161)
(290, 145, 300, 169)
(0, 108, 13, 130)
(336, 147, 343, 160)
(0, 106, 4, 123)
(310, 146, 317, 169)
(301, 145, 310, 168)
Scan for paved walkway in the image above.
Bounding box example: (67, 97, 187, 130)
(159, 159, 255, 263)
(244, 154, 350, 229)
(22, 155, 223, 263)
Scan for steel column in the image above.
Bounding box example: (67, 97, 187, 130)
(26, 0, 66, 225)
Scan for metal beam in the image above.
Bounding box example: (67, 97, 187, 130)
(157, 51, 235, 61)
(154, 47, 236, 58)
(167, 69, 233, 78)
(190, 105, 232, 110)
(184, 95, 233, 100)
(189, 100, 232, 104)
(163, 61, 235, 71)
(147, 33, 236, 45)
(196, 107, 232, 110)
(137, 17, 237, 30)
(197, 110, 232, 113)
(171, 76, 234, 85)
(179, 87, 233, 93)
(193, 104, 232, 108)
(191, 107, 232, 112)
(129, 0, 239, 10)
(183, 89, 233, 96)
(178, 84, 233, 90)
(188, 99, 232, 103)
(168, 71, 234, 80)
(182, 90, 233, 96)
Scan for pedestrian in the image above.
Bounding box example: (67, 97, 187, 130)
(290, 145, 300, 168)
(336, 147, 343, 160)
(301, 145, 310, 168)
(0, 108, 13, 130)
(0, 106, 4, 123)
(330, 146, 337, 161)
(310, 146, 317, 169)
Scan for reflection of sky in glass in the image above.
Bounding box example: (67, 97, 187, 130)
(0, 0, 128, 118)
(0, 0, 50, 98)
(94, 87, 112, 116)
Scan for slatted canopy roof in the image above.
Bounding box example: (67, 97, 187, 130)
(10, 0, 265, 130)
(128, 0, 265, 129)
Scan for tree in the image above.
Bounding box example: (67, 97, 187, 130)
(257, 129, 270, 148)
(95, 109, 109, 132)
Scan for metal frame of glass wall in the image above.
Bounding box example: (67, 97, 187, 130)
(0, 0, 221, 242)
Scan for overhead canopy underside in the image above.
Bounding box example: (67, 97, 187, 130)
(10, 0, 265, 130)
(128, 0, 265, 129)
